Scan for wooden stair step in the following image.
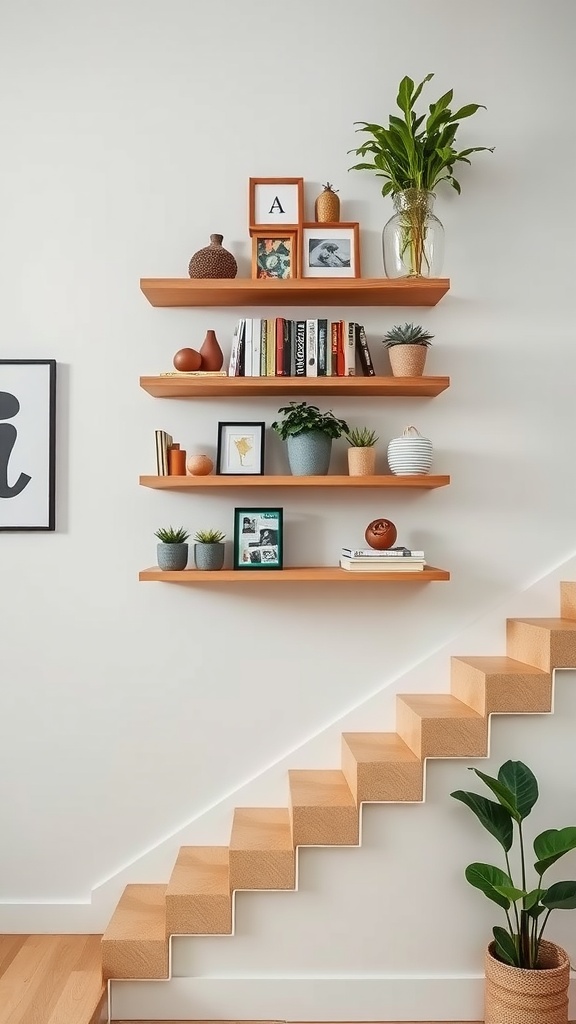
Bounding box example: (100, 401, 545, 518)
(396, 693, 487, 759)
(288, 769, 359, 846)
(102, 884, 168, 980)
(341, 732, 423, 802)
(451, 655, 552, 716)
(165, 846, 232, 936)
(506, 617, 576, 671)
(229, 807, 295, 891)
(560, 581, 576, 619)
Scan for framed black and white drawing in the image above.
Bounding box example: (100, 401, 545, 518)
(0, 360, 56, 531)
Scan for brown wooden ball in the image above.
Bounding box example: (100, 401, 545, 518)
(365, 518, 398, 550)
(173, 347, 202, 372)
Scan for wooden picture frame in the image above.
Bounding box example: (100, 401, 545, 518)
(234, 507, 283, 570)
(301, 222, 361, 279)
(216, 421, 266, 475)
(249, 177, 303, 228)
(251, 230, 299, 280)
(0, 359, 56, 531)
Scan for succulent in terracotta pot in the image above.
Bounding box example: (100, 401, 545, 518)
(345, 426, 379, 476)
(383, 323, 433, 377)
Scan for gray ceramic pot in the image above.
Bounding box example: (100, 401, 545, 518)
(157, 542, 188, 571)
(286, 430, 332, 475)
(194, 542, 225, 571)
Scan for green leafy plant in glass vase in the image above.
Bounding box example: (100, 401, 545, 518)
(272, 401, 349, 476)
(451, 759, 576, 1024)
(349, 73, 494, 278)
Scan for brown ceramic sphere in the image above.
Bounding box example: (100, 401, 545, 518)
(186, 454, 214, 476)
(365, 518, 398, 550)
(173, 347, 202, 372)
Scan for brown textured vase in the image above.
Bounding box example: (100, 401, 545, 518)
(364, 518, 397, 550)
(315, 183, 340, 223)
(199, 330, 224, 371)
(388, 344, 427, 377)
(484, 940, 570, 1024)
(348, 448, 376, 476)
(188, 234, 237, 279)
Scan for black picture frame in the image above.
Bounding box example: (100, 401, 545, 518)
(0, 359, 56, 531)
(234, 507, 283, 570)
(217, 421, 266, 476)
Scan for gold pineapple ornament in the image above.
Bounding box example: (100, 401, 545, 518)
(315, 183, 340, 223)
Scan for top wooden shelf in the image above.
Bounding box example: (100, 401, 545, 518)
(139, 277, 450, 308)
(140, 375, 450, 398)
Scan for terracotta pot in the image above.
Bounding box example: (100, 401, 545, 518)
(364, 518, 397, 549)
(199, 330, 224, 371)
(186, 454, 213, 476)
(348, 448, 376, 476)
(173, 347, 202, 372)
(485, 940, 570, 1024)
(388, 344, 427, 376)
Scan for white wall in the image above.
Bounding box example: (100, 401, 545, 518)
(1, 0, 575, 940)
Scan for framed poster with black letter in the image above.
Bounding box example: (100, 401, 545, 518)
(234, 507, 283, 569)
(0, 359, 56, 531)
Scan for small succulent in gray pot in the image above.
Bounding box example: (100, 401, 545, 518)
(194, 529, 226, 570)
(383, 322, 434, 377)
(155, 526, 190, 571)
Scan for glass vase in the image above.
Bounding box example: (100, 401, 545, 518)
(382, 189, 444, 278)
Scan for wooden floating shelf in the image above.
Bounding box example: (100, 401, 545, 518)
(140, 474, 450, 490)
(140, 375, 450, 398)
(139, 566, 450, 584)
(139, 277, 450, 308)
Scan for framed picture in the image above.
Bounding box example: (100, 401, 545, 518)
(301, 222, 361, 279)
(249, 177, 303, 228)
(234, 507, 283, 570)
(252, 230, 299, 280)
(217, 422, 266, 475)
(0, 359, 56, 531)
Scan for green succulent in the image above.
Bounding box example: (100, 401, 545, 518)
(383, 323, 434, 348)
(194, 529, 226, 544)
(346, 427, 379, 447)
(349, 73, 494, 197)
(271, 401, 349, 441)
(155, 526, 189, 544)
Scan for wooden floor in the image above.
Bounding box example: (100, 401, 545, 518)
(0, 935, 106, 1024)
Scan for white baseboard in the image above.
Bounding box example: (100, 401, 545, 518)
(108, 974, 543, 1022)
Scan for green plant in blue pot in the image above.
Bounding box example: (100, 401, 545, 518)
(193, 528, 226, 570)
(271, 401, 349, 476)
(155, 526, 189, 570)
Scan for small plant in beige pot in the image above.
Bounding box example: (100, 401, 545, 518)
(345, 427, 378, 476)
(383, 322, 433, 376)
(451, 759, 576, 1024)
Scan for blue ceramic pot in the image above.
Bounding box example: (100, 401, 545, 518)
(157, 543, 188, 571)
(194, 542, 225, 571)
(286, 431, 332, 475)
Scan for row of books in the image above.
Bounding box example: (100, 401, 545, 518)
(339, 546, 426, 572)
(228, 318, 375, 378)
(154, 429, 173, 475)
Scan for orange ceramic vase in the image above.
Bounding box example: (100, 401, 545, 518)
(200, 330, 224, 371)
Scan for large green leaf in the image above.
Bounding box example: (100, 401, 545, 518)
(493, 926, 519, 967)
(465, 863, 513, 909)
(451, 790, 513, 851)
(493, 885, 527, 902)
(523, 888, 545, 911)
(533, 827, 576, 874)
(542, 880, 576, 910)
(396, 76, 414, 118)
(450, 103, 486, 121)
(410, 72, 434, 107)
(470, 768, 519, 821)
(498, 761, 538, 820)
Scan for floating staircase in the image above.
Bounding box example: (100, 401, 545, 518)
(101, 580, 576, 1018)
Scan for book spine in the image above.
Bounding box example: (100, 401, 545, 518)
(336, 321, 345, 376)
(252, 318, 261, 377)
(266, 318, 275, 375)
(295, 321, 306, 376)
(330, 321, 339, 377)
(306, 318, 318, 377)
(236, 319, 245, 376)
(289, 321, 297, 377)
(260, 319, 267, 377)
(154, 430, 163, 475)
(356, 323, 375, 377)
(243, 318, 253, 377)
(228, 320, 240, 376)
(276, 317, 285, 376)
(317, 318, 328, 376)
(283, 318, 291, 377)
(341, 549, 425, 558)
(344, 321, 356, 376)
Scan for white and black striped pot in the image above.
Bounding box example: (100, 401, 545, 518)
(387, 425, 433, 476)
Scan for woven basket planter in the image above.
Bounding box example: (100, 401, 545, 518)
(388, 343, 427, 376)
(348, 447, 376, 476)
(485, 940, 570, 1024)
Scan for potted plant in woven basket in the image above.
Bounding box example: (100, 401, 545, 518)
(451, 759, 576, 1024)
(271, 401, 349, 476)
(383, 322, 433, 376)
(345, 427, 379, 476)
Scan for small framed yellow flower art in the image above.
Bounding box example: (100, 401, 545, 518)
(251, 230, 299, 280)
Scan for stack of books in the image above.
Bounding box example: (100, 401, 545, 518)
(228, 318, 375, 378)
(339, 546, 426, 572)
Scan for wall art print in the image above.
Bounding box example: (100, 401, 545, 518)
(0, 360, 56, 531)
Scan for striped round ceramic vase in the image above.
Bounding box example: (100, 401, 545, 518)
(387, 425, 433, 476)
